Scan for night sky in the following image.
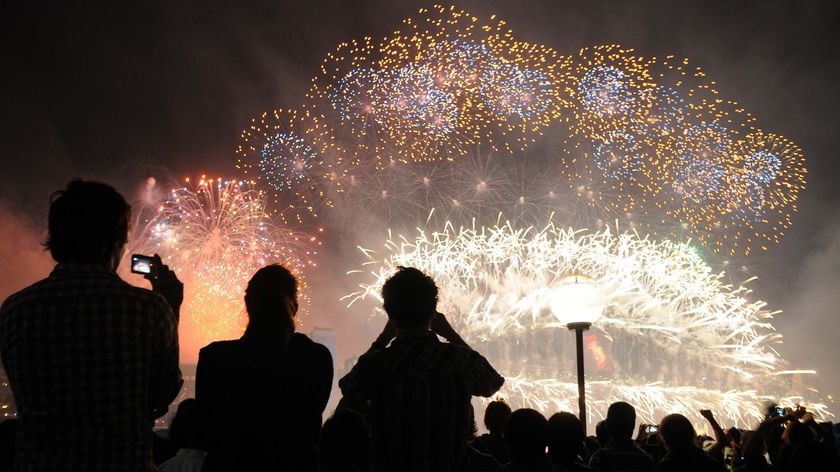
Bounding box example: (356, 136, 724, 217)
(1, 0, 839, 408)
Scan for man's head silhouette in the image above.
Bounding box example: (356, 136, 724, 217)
(381, 266, 438, 330)
(45, 179, 130, 267)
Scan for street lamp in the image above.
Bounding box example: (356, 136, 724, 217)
(549, 274, 604, 435)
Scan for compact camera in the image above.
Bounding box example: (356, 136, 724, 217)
(130, 254, 154, 275)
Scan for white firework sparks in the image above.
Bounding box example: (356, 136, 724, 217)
(345, 221, 829, 428)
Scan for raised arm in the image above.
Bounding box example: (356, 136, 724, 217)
(431, 312, 470, 348)
(700, 409, 727, 459)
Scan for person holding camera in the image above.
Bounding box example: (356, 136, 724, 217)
(0, 179, 183, 471)
(338, 266, 504, 472)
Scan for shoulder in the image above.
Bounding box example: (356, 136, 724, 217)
(121, 285, 178, 328)
(1, 276, 53, 311)
(291, 333, 333, 364)
(291, 332, 322, 349)
(88, 273, 174, 320)
(126, 284, 173, 312)
(697, 451, 726, 470)
(199, 339, 241, 358)
(438, 338, 486, 363)
(467, 445, 503, 472)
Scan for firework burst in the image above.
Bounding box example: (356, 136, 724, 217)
(308, 5, 568, 164)
(297, 6, 809, 255)
(345, 221, 826, 427)
(127, 177, 320, 344)
(724, 131, 807, 254)
(236, 108, 345, 225)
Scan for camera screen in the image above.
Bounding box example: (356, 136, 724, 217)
(131, 255, 152, 274)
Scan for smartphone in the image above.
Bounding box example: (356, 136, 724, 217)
(772, 407, 785, 417)
(131, 254, 154, 275)
(646, 425, 659, 433)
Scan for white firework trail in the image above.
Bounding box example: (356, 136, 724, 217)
(345, 221, 829, 428)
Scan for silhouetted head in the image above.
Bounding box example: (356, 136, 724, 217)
(547, 412, 585, 465)
(320, 409, 369, 470)
(727, 427, 742, 446)
(606, 402, 636, 441)
(243, 264, 298, 341)
(381, 266, 438, 330)
(46, 179, 130, 267)
(505, 408, 549, 465)
(784, 419, 812, 446)
(659, 414, 696, 451)
(484, 400, 512, 435)
(595, 419, 610, 447)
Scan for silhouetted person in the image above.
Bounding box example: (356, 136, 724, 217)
(654, 414, 725, 472)
(594, 421, 610, 449)
(548, 412, 592, 472)
(319, 408, 369, 472)
(0, 179, 183, 471)
(582, 437, 601, 465)
(468, 444, 504, 472)
(196, 264, 333, 472)
(774, 414, 837, 472)
(160, 399, 207, 472)
(339, 266, 504, 472)
(588, 402, 652, 472)
(474, 400, 512, 464)
(467, 405, 504, 472)
(503, 408, 562, 472)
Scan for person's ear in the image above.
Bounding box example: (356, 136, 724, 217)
(286, 297, 299, 317)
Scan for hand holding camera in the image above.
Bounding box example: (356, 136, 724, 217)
(132, 253, 183, 319)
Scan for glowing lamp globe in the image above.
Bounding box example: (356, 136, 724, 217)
(548, 274, 605, 327)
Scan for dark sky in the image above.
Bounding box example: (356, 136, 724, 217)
(1, 0, 839, 404)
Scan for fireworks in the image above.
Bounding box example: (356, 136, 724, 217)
(307, 5, 567, 163)
(146, 3, 823, 427)
(236, 108, 344, 226)
(277, 6, 812, 254)
(345, 221, 826, 427)
(553, 43, 807, 255)
(727, 131, 807, 253)
(127, 177, 320, 344)
(303, 148, 557, 231)
(567, 45, 655, 139)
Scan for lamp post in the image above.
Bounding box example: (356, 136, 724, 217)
(567, 320, 592, 433)
(549, 274, 604, 436)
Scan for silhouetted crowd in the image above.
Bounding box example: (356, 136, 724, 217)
(0, 180, 837, 472)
